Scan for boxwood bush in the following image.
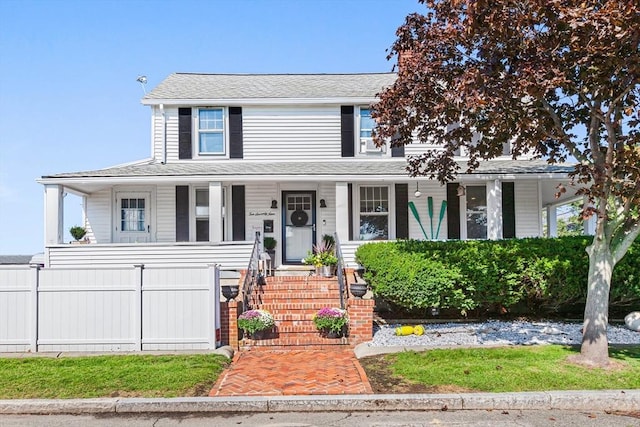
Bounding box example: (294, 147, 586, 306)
(355, 236, 640, 317)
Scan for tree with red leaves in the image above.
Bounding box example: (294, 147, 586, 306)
(374, 0, 639, 367)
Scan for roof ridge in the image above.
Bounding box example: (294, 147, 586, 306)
(172, 72, 396, 77)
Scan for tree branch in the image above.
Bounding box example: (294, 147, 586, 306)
(539, 98, 587, 163)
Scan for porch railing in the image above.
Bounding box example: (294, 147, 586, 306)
(241, 233, 262, 312)
(334, 232, 348, 310)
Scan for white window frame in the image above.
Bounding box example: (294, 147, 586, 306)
(357, 106, 388, 156)
(356, 184, 393, 241)
(193, 107, 228, 157)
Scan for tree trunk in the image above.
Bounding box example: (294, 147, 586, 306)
(579, 237, 614, 366)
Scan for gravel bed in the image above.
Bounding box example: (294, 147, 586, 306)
(367, 320, 640, 347)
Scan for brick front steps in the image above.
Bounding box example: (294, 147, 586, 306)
(241, 275, 348, 350)
(220, 272, 375, 350)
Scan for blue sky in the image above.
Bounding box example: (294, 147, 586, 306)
(0, 0, 421, 255)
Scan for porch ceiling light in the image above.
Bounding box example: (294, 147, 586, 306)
(414, 182, 421, 198)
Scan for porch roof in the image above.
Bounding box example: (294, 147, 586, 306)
(40, 158, 579, 207)
(142, 73, 397, 104)
(41, 158, 574, 184)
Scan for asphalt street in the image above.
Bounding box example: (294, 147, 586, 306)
(1, 409, 638, 427)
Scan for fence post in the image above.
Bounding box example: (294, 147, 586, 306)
(134, 264, 144, 351)
(208, 264, 220, 349)
(29, 264, 40, 353)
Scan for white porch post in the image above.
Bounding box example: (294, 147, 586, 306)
(583, 197, 596, 236)
(44, 184, 64, 246)
(486, 179, 503, 240)
(546, 205, 558, 237)
(335, 182, 349, 242)
(209, 182, 223, 243)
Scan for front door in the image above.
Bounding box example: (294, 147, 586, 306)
(115, 192, 151, 243)
(282, 191, 316, 264)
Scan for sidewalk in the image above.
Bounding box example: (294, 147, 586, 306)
(210, 349, 372, 396)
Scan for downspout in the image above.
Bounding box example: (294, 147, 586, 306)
(160, 103, 167, 164)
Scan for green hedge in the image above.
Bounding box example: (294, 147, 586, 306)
(355, 236, 640, 316)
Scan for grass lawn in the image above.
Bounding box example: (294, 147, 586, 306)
(360, 345, 640, 394)
(0, 354, 229, 399)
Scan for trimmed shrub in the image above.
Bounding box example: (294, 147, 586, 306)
(355, 242, 475, 314)
(355, 236, 640, 316)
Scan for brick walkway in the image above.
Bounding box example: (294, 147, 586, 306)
(210, 349, 373, 396)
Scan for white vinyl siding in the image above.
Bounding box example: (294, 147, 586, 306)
(318, 182, 336, 238)
(46, 243, 254, 269)
(85, 189, 112, 243)
(515, 180, 541, 238)
(243, 106, 341, 160)
(244, 183, 278, 240)
(155, 185, 175, 242)
(407, 182, 447, 240)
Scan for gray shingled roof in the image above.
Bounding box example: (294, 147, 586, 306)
(43, 159, 574, 179)
(0, 255, 36, 265)
(143, 73, 397, 100)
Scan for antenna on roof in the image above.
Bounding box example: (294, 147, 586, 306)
(136, 75, 148, 94)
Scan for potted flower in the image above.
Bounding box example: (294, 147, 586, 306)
(264, 237, 277, 265)
(302, 239, 338, 276)
(313, 307, 348, 338)
(237, 309, 275, 339)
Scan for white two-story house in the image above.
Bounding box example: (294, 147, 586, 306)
(38, 72, 577, 270)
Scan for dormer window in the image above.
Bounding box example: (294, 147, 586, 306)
(197, 108, 226, 155)
(359, 107, 386, 154)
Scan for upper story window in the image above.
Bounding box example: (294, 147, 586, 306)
(358, 186, 389, 240)
(359, 107, 386, 154)
(197, 108, 226, 155)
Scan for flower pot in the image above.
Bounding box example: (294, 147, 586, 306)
(322, 327, 347, 338)
(321, 265, 334, 277)
(246, 329, 268, 340)
(221, 285, 240, 301)
(350, 283, 368, 299)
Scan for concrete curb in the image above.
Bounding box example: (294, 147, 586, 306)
(1, 390, 638, 415)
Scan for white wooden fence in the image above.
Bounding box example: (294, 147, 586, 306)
(0, 264, 220, 353)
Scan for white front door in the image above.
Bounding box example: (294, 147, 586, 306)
(283, 191, 316, 264)
(115, 192, 151, 243)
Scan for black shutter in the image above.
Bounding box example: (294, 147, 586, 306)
(229, 107, 243, 159)
(175, 186, 189, 241)
(232, 185, 245, 241)
(502, 182, 516, 238)
(446, 183, 460, 239)
(348, 183, 353, 240)
(178, 108, 192, 159)
(391, 145, 405, 158)
(395, 184, 409, 239)
(341, 106, 355, 157)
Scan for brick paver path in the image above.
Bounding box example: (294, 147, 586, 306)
(210, 349, 373, 396)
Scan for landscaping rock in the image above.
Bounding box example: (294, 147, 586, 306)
(624, 311, 640, 332)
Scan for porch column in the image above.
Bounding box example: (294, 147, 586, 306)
(44, 184, 64, 245)
(209, 182, 223, 243)
(486, 179, 503, 240)
(335, 182, 349, 242)
(546, 205, 558, 237)
(583, 196, 596, 236)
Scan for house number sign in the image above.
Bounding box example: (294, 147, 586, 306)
(249, 211, 276, 216)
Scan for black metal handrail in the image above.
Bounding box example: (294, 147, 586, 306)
(334, 232, 348, 309)
(241, 233, 261, 312)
